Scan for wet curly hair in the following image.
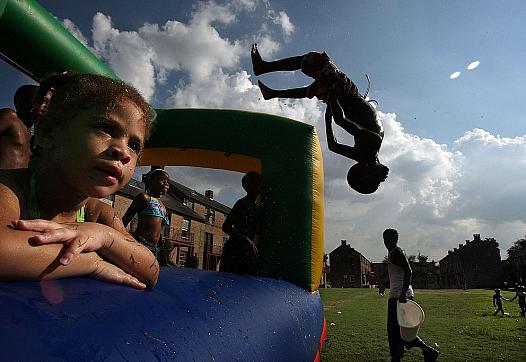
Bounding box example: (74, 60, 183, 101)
(34, 72, 156, 152)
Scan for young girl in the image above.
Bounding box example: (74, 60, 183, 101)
(122, 168, 170, 263)
(0, 72, 159, 289)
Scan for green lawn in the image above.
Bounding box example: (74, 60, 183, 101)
(320, 288, 525, 361)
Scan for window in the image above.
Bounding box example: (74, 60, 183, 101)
(204, 232, 213, 252)
(182, 218, 190, 239)
(101, 193, 115, 206)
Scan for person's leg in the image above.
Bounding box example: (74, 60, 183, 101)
(251, 44, 304, 76)
(387, 298, 404, 361)
(405, 337, 439, 362)
(257, 80, 309, 100)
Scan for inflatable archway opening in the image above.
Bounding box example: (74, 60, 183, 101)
(142, 109, 324, 292)
(0, 0, 324, 292)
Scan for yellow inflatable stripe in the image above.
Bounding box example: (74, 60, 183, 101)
(140, 148, 262, 174)
(310, 129, 324, 291)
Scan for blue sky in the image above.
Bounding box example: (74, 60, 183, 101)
(1, 0, 525, 261)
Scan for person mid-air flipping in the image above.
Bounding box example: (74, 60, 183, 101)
(251, 43, 388, 194)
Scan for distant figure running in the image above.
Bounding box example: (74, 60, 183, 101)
(251, 43, 388, 194)
(493, 288, 509, 316)
(510, 285, 526, 317)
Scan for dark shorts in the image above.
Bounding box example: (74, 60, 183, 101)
(219, 236, 259, 275)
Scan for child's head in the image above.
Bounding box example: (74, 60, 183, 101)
(383, 228, 398, 249)
(347, 163, 389, 194)
(14, 84, 39, 127)
(242, 171, 261, 196)
(495, 288, 501, 294)
(146, 168, 170, 195)
(35, 72, 155, 145)
(33, 72, 156, 198)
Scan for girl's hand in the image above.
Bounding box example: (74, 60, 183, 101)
(91, 258, 146, 289)
(13, 219, 108, 266)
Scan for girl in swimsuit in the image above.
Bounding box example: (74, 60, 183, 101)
(0, 72, 158, 289)
(122, 169, 170, 264)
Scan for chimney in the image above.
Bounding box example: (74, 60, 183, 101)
(341, 240, 347, 246)
(205, 190, 214, 200)
(473, 234, 481, 241)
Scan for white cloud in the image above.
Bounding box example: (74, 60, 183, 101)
(62, 1, 525, 262)
(62, 18, 90, 48)
(92, 13, 156, 101)
(449, 71, 461, 79)
(272, 11, 295, 36)
(467, 60, 480, 70)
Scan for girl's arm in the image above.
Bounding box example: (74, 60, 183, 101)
(87, 198, 159, 286)
(121, 193, 148, 227)
(0, 182, 144, 288)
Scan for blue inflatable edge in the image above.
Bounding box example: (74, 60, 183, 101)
(0, 268, 324, 361)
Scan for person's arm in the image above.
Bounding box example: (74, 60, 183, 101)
(121, 193, 148, 227)
(86, 198, 159, 286)
(493, 295, 497, 307)
(324, 104, 359, 160)
(0, 109, 17, 135)
(0, 182, 145, 288)
(390, 247, 412, 303)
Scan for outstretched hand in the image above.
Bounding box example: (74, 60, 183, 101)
(14, 219, 108, 266)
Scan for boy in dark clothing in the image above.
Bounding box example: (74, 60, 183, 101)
(510, 286, 526, 317)
(220, 171, 261, 275)
(493, 288, 509, 316)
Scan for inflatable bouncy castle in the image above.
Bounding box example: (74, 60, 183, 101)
(0, 0, 326, 360)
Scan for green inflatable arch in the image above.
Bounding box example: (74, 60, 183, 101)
(0, 0, 324, 291)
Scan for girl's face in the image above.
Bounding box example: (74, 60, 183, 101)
(148, 172, 170, 196)
(44, 97, 146, 198)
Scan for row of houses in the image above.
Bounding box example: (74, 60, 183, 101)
(324, 234, 526, 289)
(105, 172, 526, 289)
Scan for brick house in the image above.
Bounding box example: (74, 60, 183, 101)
(439, 234, 503, 289)
(111, 177, 231, 271)
(329, 240, 372, 288)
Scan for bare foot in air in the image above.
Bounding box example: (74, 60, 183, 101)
(251, 43, 266, 76)
(257, 80, 275, 100)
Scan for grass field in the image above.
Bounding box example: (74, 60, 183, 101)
(320, 288, 525, 361)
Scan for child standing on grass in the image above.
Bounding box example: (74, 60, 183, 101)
(493, 288, 509, 316)
(509, 286, 525, 317)
(122, 168, 170, 264)
(0, 72, 159, 289)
